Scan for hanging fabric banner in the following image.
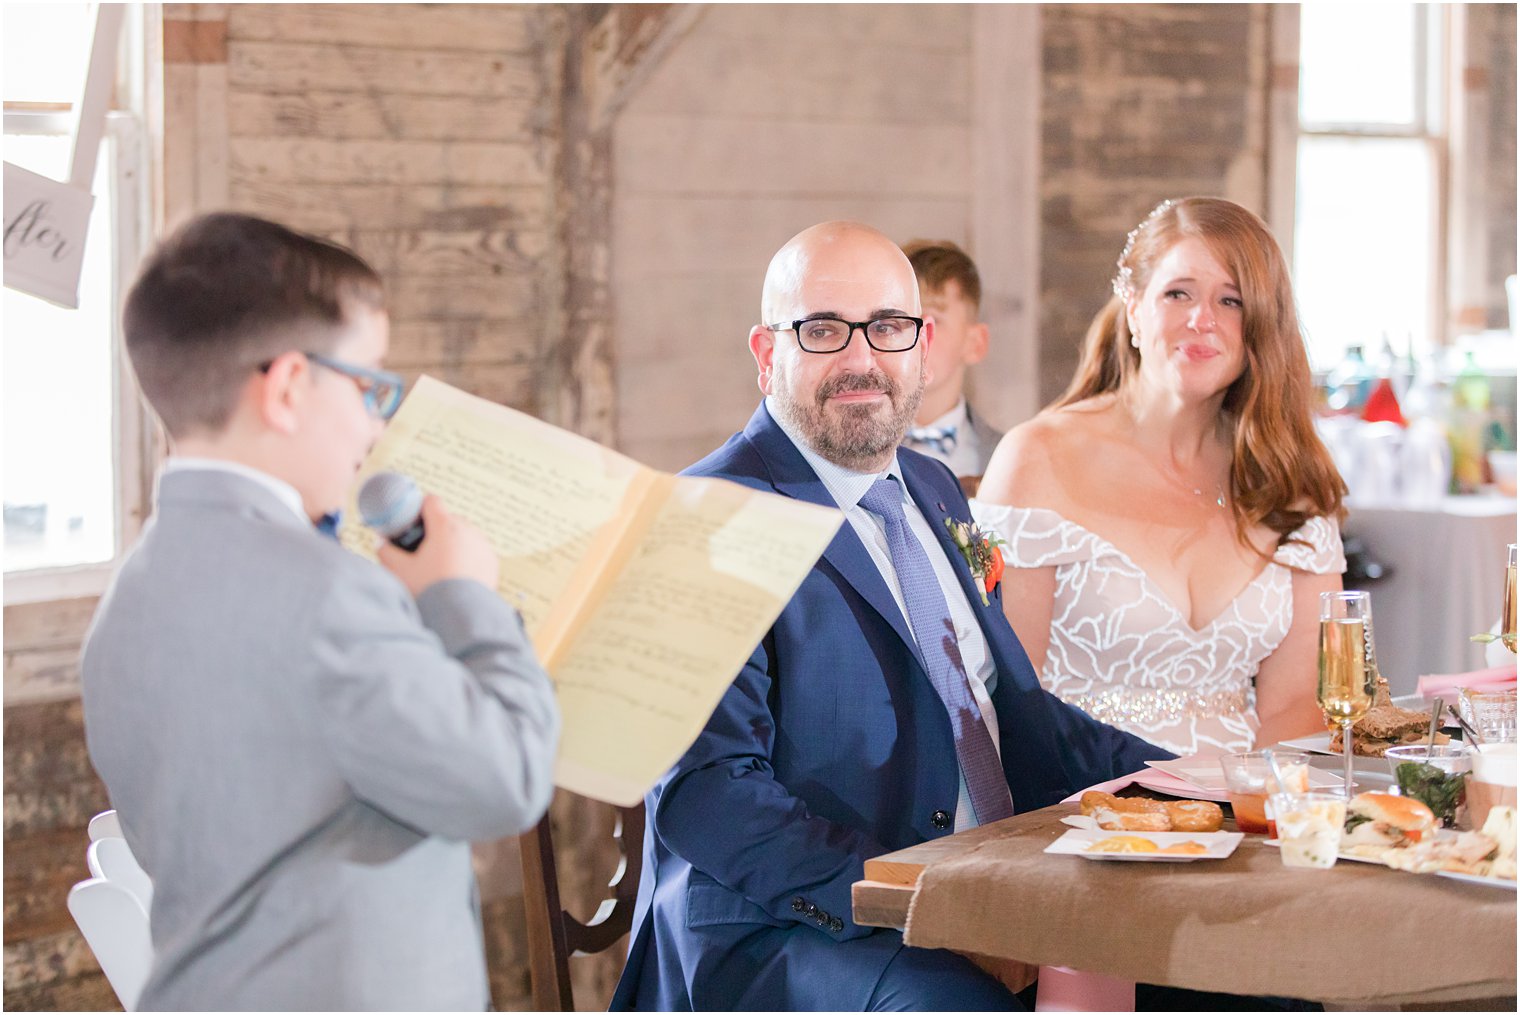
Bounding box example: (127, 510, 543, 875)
(2, 4, 124, 309)
(3, 165, 96, 309)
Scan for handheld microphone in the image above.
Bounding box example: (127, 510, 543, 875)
(358, 471, 426, 551)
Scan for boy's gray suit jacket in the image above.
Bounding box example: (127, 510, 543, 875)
(81, 468, 560, 1011)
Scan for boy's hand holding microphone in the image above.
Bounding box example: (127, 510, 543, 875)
(360, 472, 500, 596)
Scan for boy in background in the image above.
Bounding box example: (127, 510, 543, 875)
(901, 240, 1002, 491)
(81, 213, 560, 1010)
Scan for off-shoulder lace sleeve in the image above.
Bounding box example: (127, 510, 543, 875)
(1273, 516, 1346, 574)
(967, 501, 1104, 568)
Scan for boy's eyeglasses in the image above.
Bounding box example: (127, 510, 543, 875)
(258, 352, 406, 420)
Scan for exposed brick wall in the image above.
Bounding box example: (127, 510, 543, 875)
(1484, 2, 1517, 329)
(3, 6, 651, 1010)
(3, 699, 115, 1011)
(1038, 3, 1267, 408)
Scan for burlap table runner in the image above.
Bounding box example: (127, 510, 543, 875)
(902, 805, 1517, 1006)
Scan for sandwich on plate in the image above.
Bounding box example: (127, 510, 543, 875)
(1340, 792, 1436, 859)
(1329, 677, 1451, 757)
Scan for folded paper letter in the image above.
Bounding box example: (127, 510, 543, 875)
(341, 376, 842, 805)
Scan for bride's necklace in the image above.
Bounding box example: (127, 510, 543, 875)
(1158, 456, 1229, 508)
(1119, 394, 1230, 509)
(1191, 482, 1228, 509)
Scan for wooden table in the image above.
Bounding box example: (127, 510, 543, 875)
(852, 803, 1517, 1009)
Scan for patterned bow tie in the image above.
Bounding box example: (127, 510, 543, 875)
(315, 511, 342, 540)
(906, 425, 958, 456)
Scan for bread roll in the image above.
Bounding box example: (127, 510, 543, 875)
(1091, 807, 1172, 832)
(1165, 799, 1224, 832)
(1080, 791, 1167, 816)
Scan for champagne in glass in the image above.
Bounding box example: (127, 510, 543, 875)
(1319, 591, 1376, 798)
(1319, 619, 1373, 723)
(1503, 544, 1517, 654)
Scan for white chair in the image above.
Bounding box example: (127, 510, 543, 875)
(88, 809, 123, 841)
(87, 836, 154, 914)
(67, 878, 152, 1011)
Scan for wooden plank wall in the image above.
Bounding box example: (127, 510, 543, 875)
(221, 3, 558, 418)
(6, 3, 1516, 1010)
(4, 5, 632, 1010)
(612, 5, 980, 472)
(1037, 3, 1270, 408)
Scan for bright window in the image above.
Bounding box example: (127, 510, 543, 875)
(1292, 3, 1444, 370)
(3, 5, 148, 600)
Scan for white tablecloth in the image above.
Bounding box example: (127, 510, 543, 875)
(1343, 494, 1517, 695)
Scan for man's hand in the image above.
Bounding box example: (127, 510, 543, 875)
(377, 494, 500, 597)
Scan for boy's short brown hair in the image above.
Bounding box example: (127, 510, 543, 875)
(902, 239, 982, 314)
(123, 212, 384, 438)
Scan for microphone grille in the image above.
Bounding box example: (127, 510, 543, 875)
(357, 471, 422, 537)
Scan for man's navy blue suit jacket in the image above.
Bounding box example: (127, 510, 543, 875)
(611, 402, 1173, 1011)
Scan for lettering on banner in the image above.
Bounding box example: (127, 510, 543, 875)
(4, 200, 72, 262)
(2, 163, 95, 309)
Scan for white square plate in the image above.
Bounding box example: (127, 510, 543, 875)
(1274, 733, 1336, 755)
(1144, 757, 1344, 793)
(1262, 840, 1517, 889)
(1045, 827, 1244, 862)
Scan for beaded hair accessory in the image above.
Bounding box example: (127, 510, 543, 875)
(1110, 198, 1176, 301)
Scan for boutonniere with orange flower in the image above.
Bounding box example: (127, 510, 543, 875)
(944, 519, 1006, 606)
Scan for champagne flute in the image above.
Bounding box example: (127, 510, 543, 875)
(1319, 591, 1377, 798)
(1503, 544, 1517, 654)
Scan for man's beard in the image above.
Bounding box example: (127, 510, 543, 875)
(772, 363, 925, 471)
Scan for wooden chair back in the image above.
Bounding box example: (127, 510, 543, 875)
(519, 800, 645, 1010)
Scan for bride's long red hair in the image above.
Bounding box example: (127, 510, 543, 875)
(1056, 197, 1346, 548)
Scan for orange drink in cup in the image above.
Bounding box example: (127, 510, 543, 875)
(1219, 751, 1311, 835)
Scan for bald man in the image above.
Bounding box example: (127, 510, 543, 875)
(611, 223, 1170, 1012)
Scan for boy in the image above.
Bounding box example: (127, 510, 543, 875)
(900, 240, 1002, 488)
(80, 213, 560, 1010)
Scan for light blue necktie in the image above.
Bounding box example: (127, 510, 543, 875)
(858, 477, 1014, 825)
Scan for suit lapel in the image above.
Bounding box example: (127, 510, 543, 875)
(902, 453, 1033, 699)
(742, 406, 922, 664)
(902, 457, 996, 621)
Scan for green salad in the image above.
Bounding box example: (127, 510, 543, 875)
(1394, 761, 1466, 826)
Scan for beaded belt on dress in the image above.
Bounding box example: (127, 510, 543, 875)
(1061, 687, 1252, 726)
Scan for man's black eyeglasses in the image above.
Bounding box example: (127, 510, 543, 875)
(765, 315, 923, 354)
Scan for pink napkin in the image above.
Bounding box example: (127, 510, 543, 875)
(1416, 663, 1517, 697)
(1060, 767, 1198, 804)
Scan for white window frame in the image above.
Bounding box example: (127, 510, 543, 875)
(3, 108, 154, 605)
(1267, 3, 1478, 361)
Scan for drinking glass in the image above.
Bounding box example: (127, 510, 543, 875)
(1219, 751, 1311, 835)
(1470, 743, 1519, 831)
(1384, 743, 1472, 828)
(1270, 791, 1347, 869)
(1319, 591, 1377, 799)
(1504, 544, 1517, 654)
(1461, 688, 1518, 745)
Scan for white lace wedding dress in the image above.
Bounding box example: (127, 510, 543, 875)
(969, 503, 1346, 755)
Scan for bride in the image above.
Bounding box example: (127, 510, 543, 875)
(973, 197, 1347, 755)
